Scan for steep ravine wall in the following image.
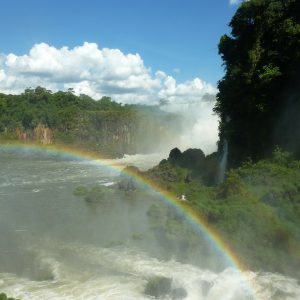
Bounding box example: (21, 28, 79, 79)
(11, 113, 176, 157)
(15, 124, 54, 145)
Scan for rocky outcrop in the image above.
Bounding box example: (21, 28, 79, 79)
(144, 277, 172, 299)
(118, 166, 141, 191)
(33, 124, 53, 144)
(16, 124, 53, 145)
(144, 276, 187, 299)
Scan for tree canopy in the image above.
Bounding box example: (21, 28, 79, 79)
(215, 0, 300, 167)
(0, 87, 127, 132)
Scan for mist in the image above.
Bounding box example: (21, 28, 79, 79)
(129, 93, 219, 161)
(1, 144, 300, 299)
(159, 94, 219, 155)
(0, 154, 233, 299)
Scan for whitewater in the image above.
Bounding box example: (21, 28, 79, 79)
(0, 153, 299, 300)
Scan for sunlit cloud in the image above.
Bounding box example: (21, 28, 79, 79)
(0, 42, 219, 152)
(0, 42, 216, 105)
(229, 0, 248, 5)
(229, 0, 241, 5)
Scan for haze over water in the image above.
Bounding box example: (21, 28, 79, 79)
(0, 153, 299, 300)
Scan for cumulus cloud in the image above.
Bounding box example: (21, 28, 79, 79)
(229, 0, 247, 5)
(0, 42, 219, 153)
(0, 43, 161, 100)
(0, 42, 215, 103)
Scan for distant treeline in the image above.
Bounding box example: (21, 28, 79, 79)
(0, 87, 135, 132)
(0, 87, 180, 157)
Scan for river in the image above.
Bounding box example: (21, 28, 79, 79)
(0, 153, 299, 299)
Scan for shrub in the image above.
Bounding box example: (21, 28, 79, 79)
(73, 186, 88, 196)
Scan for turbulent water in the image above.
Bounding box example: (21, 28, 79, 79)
(0, 153, 299, 300)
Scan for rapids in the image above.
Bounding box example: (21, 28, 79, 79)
(0, 153, 299, 300)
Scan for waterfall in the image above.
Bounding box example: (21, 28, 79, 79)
(218, 139, 228, 183)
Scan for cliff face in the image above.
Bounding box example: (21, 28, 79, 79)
(72, 112, 139, 156)
(66, 111, 177, 157)
(16, 124, 54, 145)
(11, 112, 176, 157)
(0, 88, 179, 157)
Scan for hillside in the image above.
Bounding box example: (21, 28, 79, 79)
(0, 87, 179, 157)
(144, 148, 300, 279)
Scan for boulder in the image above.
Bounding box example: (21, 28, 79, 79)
(85, 187, 105, 203)
(144, 276, 172, 298)
(171, 287, 188, 299)
(144, 276, 188, 300)
(118, 166, 140, 191)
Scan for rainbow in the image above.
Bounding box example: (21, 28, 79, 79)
(0, 142, 261, 298)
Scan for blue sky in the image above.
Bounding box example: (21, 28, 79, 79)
(0, 0, 240, 85)
(0, 0, 243, 152)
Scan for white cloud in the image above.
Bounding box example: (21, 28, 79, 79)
(229, 0, 241, 5)
(0, 42, 219, 153)
(229, 0, 248, 5)
(0, 42, 162, 100)
(0, 42, 216, 104)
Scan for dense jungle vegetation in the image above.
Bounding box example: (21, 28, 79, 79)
(1, 2, 299, 296)
(215, 0, 300, 167)
(144, 0, 300, 278)
(144, 147, 300, 278)
(0, 87, 179, 157)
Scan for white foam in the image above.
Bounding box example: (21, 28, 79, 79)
(102, 182, 115, 187)
(1, 240, 299, 300)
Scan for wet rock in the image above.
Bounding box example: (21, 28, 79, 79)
(184, 173, 192, 183)
(201, 280, 213, 297)
(85, 187, 105, 203)
(118, 166, 140, 191)
(171, 287, 188, 299)
(144, 276, 172, 298)
(118, 177, 136, 191)
(273, 289, 295, 300)
(0, 293, 19, 300)
(260, 192, 278, 206)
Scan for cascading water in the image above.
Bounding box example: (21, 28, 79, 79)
(0, 153, 300, 300)
(218, 139, 228, 183)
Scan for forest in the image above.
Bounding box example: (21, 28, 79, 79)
(215, 0, 300, 166)
(0, 87, 179, 157)
(1, 0, 300, 298)
(145, 0, 300, 279)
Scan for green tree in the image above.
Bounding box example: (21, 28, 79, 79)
(215, 0, 300, 167)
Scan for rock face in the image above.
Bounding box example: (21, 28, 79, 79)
(16, 124, 53, 145)
(75, 113, 137, 157)
(13, 114, 173, 157)
(34, 124, 53, 144)
(0, 88, 180, 158)
(171, 287, 188, 299)
(118, 166, 141, 191)
(144, 276, 188, 299)
(144, 276, 172, 298)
